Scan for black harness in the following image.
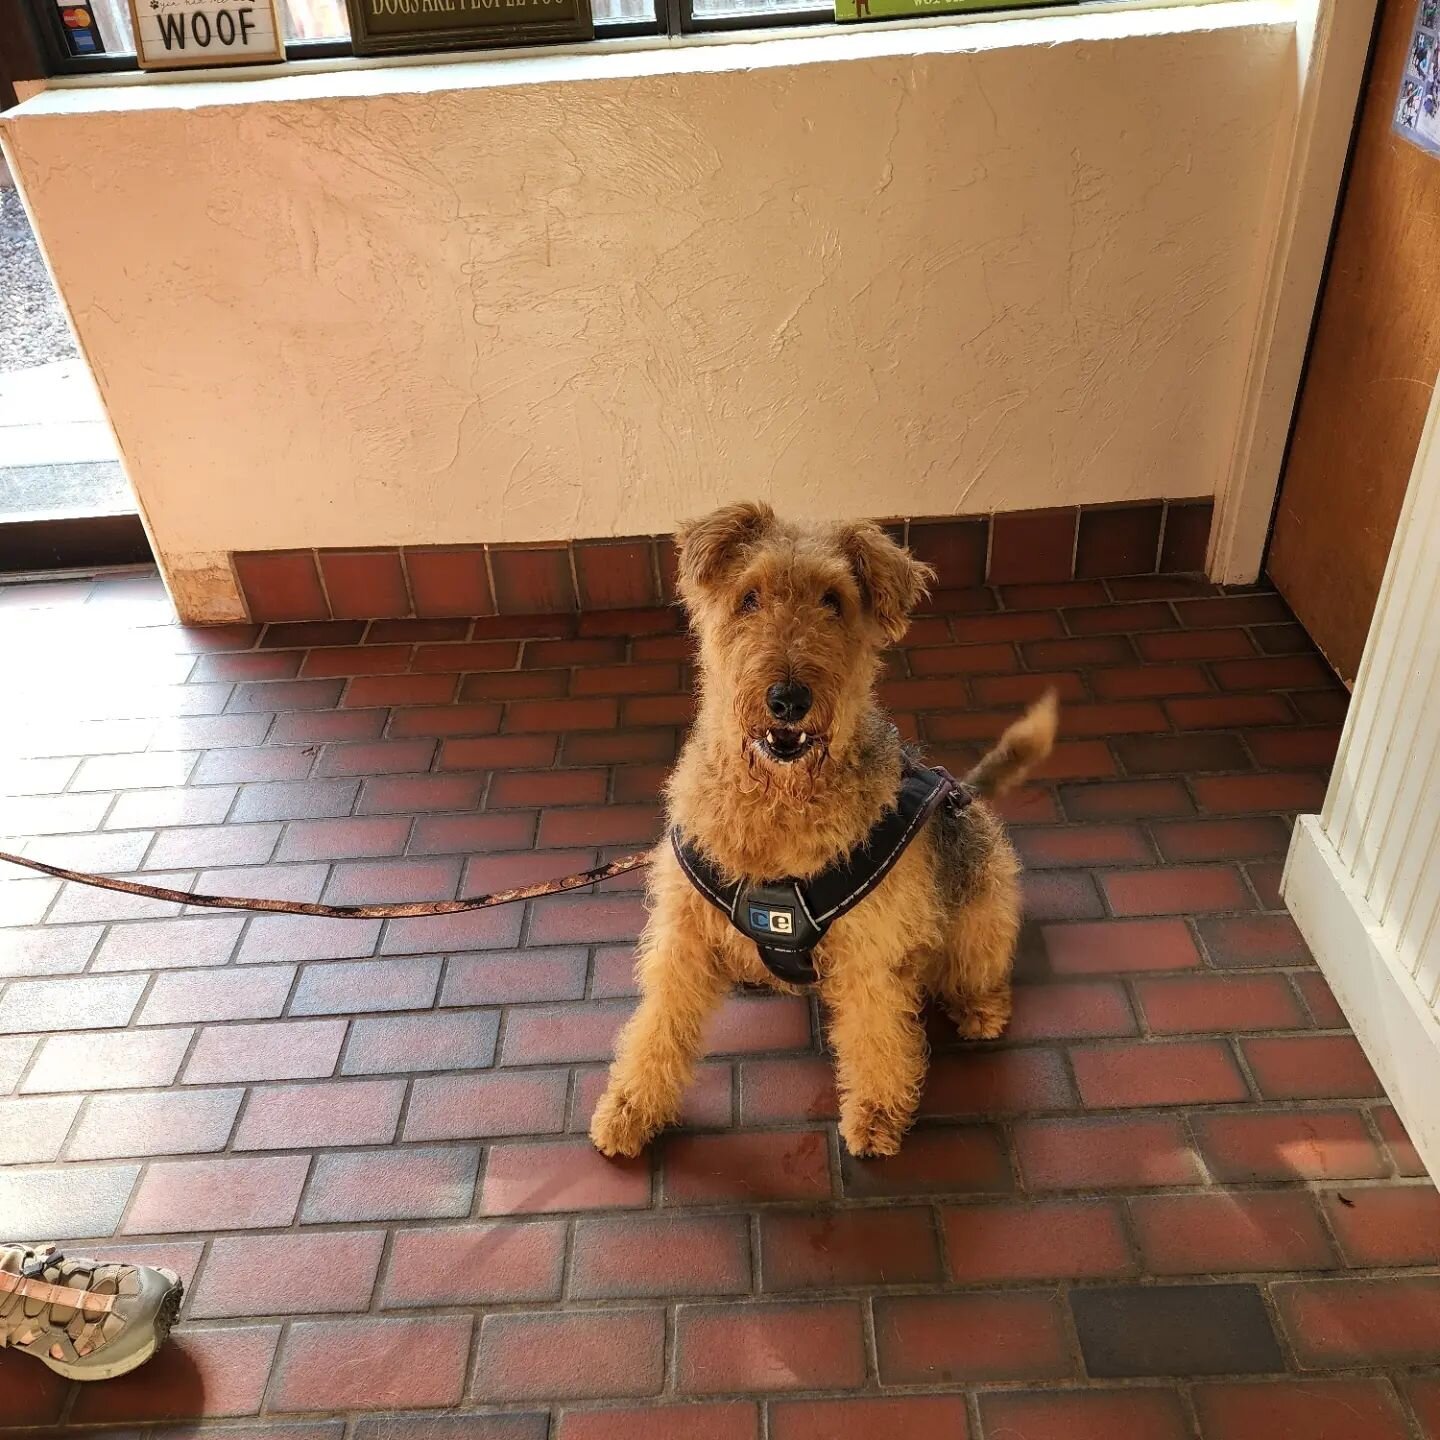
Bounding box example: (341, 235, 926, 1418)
(672, 757, 974, 986)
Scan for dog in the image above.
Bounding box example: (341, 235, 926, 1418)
(590, 502, 1056, 1160)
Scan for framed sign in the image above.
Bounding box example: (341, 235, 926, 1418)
(343, 0, 591, 56)
(127, 0, 285, 67)
(1395, 0, 1440, 159)
(836, 0, 1063, 21)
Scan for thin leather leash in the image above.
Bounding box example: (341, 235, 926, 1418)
(0, 848, 652, 919)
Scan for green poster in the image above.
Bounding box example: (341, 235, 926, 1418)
(836, 0, 1068, 22)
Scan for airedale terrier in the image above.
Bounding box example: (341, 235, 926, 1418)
(590, 502, 1056, 1159)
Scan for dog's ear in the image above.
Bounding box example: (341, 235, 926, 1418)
(839, 522, 934, 644)
(676, 502, 775, 599)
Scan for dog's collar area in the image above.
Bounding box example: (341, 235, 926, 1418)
(673, 758, 973, 987)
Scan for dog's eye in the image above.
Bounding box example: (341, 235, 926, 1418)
(738, 590, 760, 615)
(821, 590, 843, 616)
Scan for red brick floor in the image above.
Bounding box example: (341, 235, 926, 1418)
(1, 568, 1437, 1439)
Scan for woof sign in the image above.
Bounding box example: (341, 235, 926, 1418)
(128, 0, 285, 68)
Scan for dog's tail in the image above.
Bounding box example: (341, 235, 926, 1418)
(963, 690, 1058, 797)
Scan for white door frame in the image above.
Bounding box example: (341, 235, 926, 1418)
(1208, 0, 1379, 585)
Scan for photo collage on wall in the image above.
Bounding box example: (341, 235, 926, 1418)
(1395, 0, 1440, 158)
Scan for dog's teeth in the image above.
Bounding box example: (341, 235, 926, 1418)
(766, 731, 776, 744)
(799, 732, 807, 744)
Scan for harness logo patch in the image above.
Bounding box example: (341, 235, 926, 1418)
(748, 905, 795, 935)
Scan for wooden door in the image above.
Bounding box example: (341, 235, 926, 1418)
(1268, 0, 1440, 685)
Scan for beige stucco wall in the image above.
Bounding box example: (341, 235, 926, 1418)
(2, 3, 1296, 614)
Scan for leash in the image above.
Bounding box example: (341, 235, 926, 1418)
(0, 848, 651, 919)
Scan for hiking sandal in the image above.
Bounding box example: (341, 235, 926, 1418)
(0, 1244, 183, 1381)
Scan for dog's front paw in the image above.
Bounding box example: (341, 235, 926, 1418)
(948, 987, 1013, 1042)
(589, 1086, 662, 1158)
(840, 1099, 910, 1159)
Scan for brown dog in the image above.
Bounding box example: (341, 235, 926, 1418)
(590, 502, 1056, 1160)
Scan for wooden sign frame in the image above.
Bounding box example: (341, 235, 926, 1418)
(342, 0, 592, 57)
(127, 0, 286, 68)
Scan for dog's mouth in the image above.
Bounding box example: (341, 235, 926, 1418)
(753, 727, 820, 764)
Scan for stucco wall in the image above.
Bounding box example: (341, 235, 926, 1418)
(2, 4, 1296, 613)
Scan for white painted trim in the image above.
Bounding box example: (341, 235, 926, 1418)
(1207, 0, 1378, 585)
(1284, 816, 1440, 1185)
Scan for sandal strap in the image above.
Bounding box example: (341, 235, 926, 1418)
(0, 1269, 115, 1316)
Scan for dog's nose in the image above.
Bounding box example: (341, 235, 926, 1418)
(766, 680, 812, 724)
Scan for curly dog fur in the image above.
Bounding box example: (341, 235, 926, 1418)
(591, 502, 1057, 1160)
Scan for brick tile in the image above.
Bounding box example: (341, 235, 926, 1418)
(1293, 971, 1346, 1027)
(1242, 1035, 1382, 1099)
(94, 910, 251, 969)
(1274, 1278, 1440, 1366)
(481, 1139, 651, 1213)
(380, 1220, 564, 1311)
(770, 1397, 968, 1440)
(1022, 871, 1104, 920)
(759, 1207, 939, 1291)
(291, 956, 440, 1015)
(979, 1389, 1189, 1440)
(487, 769, 607, 809)
(358, 772, 485, 814)
(1136, 973, 1306, 1035)
(259, 620, 365, 648)
(1131, 1190, 1333, 1274)
(573, 1213, 751, 1298)
(953, 611, 1065, 643)
(677, 1301, 865, 1393)
(1074, 1282, 1282, 1376)
(1044, 918, 1201, 974)
(440, 734, 559, 769)
(69, 1323, 281, 1423)
(0, 973, 145, 1033)
(190, 1230, 387, 1318)
(908, 518, 988, 587)
(1193, 1380, 1411, 1440)
(459, 669, 568, 701)
(1151, 816, 1289, 861)
(500, 1000, 631, 1065)
(876, 1292, 1071, 1383)
(407, 1072, 570, 1143)
(1374, 1105, 1429, 1176)
(367, 617, 471, 642)
(380, 905, 523, 954)
(1022, 634, 1135, 668)
(0, 1094, 82, 1164)
(1015, 1115, 1204, 1189)
(324, 856, 461, 903)
(303, 1145, 479, 1222)
(411, 640, 520, 672)
(146, 822, 283, 869)
(1060, 779, 1193, 820)
(1090, 663, 1209, 698)
(972, 670, 1089, 705)
(343, 1012, 499, 1074)
(186, 1019, 346, 1084)
(197, 862, 328, 904)
(839, 1125, 1013, 1198)
(529, 891, 648, 944)
(0, 1162, 140, 1240)
(573, 662, 682, 696)
(1013, 824, 1152, 867)
(560, 1406, 757, 1440)
(1067, 600, 1176, 635)
(271, 708, 387, 743)
(68, 1088, 243, 1160)
(409, 810, 536, 854)
(236, 550, 327, 622)
(234, 1078, 405, 1149)
(387, 702, 502, 737)
(316, 738, 437, 778)
(737, 1056, 837, 1124)
(301, 643, 411, 678)
(1245, 726, 1341, 769)
(124, 1155, 308, 1233)
(1072, 1039, 1248, 1107)
(1075, 504, 1162, 577)
(1008, 980, 1137, 1039)
(1193, 1109, 1388, 1182)
(1103, 865, 1250, 916)
(942, 1198, 1133, 1282)
(612, 761, 670, 802)
(0, 922, 102, 978)
(228, 678, 345, 713)
(1000, 579, 1108, 607)
(580, 606, 682, 637)
(920, 1049, 1076, 1117)
(231, 779, 358, 823)
(1213, 653, 1334, 690)
(490, 546, 576, 614)
(1410, 1378, 1440, 1440)
(271, 1316, 472, 1411)
(1193, 773, 1328, 813)
(623, 694, 696, 725)
(989, 508, 1077, 584)
(538, 806, 659, 846)
(140, 965, 295, 1025)
(1168, 694, 1294, 729)
(475, 1308, 663, 1401)
(404, 548, 494, 617)
(346, 673, 457, 707)
(1319, 1183, 1440, 1266)
(1200, 914, 1311, 968)
(236, 913, 380, 963)
(564, 729, 679, 765)
(504, 697, 619, 732)
(1135, 628, 1254, 662)
(441, 948, 587, 1006)
(23, 1026, 193, 1093)
(665, 1131, 830, 1204)
(0, 1348, 68, 1424)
